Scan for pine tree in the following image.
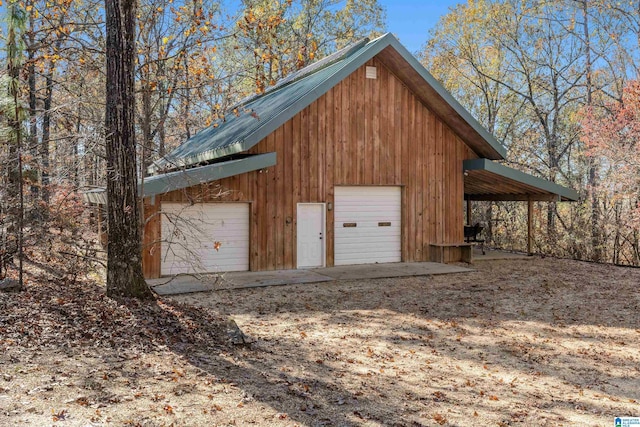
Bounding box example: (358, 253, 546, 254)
(105, 0, 155, 298)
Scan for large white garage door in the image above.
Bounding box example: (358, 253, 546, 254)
(161, 203, 249, 275)
(334, 186, 401, 265)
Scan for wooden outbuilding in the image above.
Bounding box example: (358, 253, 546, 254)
(86, 34, 578, 279)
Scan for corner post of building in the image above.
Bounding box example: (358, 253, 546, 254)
(527, 197, 533, 255)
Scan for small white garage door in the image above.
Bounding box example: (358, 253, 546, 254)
(334, 186, 401, 265)
(161, 203, 249, 275)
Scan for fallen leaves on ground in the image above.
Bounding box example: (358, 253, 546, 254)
(1, 256, 639, 425)
(0, 274, 227, 354)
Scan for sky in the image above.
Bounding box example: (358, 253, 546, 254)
(379, 0, 461, 54)
(222, 0, 462, 55)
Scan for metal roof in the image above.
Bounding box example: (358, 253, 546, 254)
(150, 33, 507, 173)
(463, 159, 579, 202)
(83, 153, 276, 205)
(82, 188, 107, 205)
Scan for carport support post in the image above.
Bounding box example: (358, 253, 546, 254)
(527, 198, 533, 255)
(466, 197, 471, 225)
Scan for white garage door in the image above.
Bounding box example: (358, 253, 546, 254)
(334, 186, 401, 265)
(161, 203, 249, 275)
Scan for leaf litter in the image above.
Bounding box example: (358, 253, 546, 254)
(1, 256, 639, 425)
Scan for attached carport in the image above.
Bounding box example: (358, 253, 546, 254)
(463, 158, 579, 254)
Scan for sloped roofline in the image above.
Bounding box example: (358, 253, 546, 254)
(463, 158, 579, 201)
(379, 35, 507, 159)
(150, 33, 506, 173)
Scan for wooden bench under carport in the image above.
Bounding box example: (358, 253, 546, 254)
(429, 243, 474, 263)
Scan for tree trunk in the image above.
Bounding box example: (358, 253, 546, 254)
(183, 53, 191, 140)
(634, 229, 640, 267)
(41, 67, 53, 202)
(484, 202, 493, 244)
(158, 118, 166, 157)
(613, 200, 621, 264)
(580, 0, 603, 262)
(27, 4, 38, 173)
(74, 100, 81, 186)
(105, 0, 154, 299)
(157, 62, 167, 157)
(6, 0, 25, 291)
(141, 80, 152, 177)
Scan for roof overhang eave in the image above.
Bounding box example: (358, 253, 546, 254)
(82, 188, 108, 205)
(83, 152, 277, 205)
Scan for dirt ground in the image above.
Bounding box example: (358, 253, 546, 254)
(1, 257, 639, 426)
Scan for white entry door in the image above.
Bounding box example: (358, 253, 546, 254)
(297, 203, 325, 268)
(334, 186, 401, 265)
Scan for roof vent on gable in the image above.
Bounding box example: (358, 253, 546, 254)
(366, 66, 377, 79)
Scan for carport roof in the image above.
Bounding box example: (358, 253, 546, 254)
(463, 158, 579, 202)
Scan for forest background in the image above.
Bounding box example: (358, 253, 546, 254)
(2, 0, 640, 278)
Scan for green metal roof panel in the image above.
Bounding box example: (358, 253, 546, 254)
(150, 37, 390, 173)
(150, 61, 344, 172)
(151, 33, 508, 172)
(82, 188, 107, 205)
(463, 158, 579, 201)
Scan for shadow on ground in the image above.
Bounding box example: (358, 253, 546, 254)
(160, 257, 640, 425)
(4, 256, 637, 425)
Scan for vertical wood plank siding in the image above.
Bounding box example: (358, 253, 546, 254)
(144, 57, 478, 277)
(142, 201, 161, 278)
